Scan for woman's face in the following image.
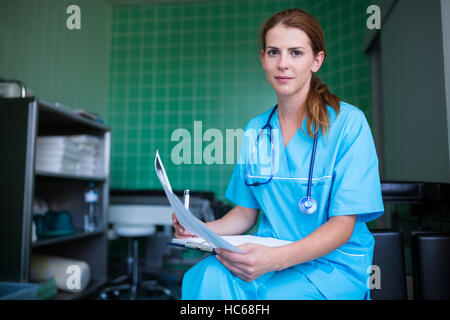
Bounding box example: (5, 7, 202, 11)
(260, 24, 324, 99)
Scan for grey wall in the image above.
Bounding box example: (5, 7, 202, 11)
(442, 0, 450, 171)
(0, 0, 110, 119)
(380, 0, 450, 183)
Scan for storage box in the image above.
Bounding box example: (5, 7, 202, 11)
(0, 282, 41, 300)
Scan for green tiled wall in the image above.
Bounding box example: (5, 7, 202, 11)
(109, 0, 373, 200)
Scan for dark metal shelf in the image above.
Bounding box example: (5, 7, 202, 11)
(0, 97, 109, 291)
(32, 229, 105, 248)
(49, 280, 104, 300)
(35, 170, 107, 182)
(37, 99, 110, 133)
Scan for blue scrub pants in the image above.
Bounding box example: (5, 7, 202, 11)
(181, 255, 325, 300)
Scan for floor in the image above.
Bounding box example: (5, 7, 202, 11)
(406, 274, 413, 300)
(92, 270, 182, 300)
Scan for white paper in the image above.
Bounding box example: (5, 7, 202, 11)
(155, 150, 243, 253)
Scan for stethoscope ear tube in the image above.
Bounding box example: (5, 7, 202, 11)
(244, 106, 277, 187)
(308, 133, 318, 200)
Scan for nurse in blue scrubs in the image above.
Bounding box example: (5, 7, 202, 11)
(174, 8, 384, 300)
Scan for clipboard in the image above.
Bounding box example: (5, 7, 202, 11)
(166, 241, 216, 254)
(166, 235, 293, 255)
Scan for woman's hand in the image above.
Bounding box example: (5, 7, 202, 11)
(172, 213, 196, 238)
(215, 244, 282, 282)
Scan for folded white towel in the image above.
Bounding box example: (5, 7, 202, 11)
(30, 254, 91, 293)
(36, 135, 100, 176)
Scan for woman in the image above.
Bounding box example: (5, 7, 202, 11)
(173, 8, 384, 300)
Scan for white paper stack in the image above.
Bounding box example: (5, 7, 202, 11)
(36, 136, 80, 174)
(36, 135, 100, 176)
(70, 135, 100, 176)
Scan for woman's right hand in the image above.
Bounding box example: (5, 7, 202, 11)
(172, 213, 196, 238)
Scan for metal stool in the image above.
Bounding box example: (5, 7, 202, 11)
(100, 225, 172, 300)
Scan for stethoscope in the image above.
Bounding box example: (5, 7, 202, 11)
(244, 105, 319, 214)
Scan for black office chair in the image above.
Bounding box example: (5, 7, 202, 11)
(411, 231, 450, 300)
(370, 229, 408, 300)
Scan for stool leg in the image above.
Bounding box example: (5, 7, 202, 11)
(130, 238, 139, 299)
(127, 238, 133, 276)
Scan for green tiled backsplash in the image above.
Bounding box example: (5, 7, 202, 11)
(109, 0, 373, 200)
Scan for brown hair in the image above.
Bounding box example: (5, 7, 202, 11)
(260, 8, 340, 137)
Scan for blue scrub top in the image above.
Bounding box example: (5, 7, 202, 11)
(225, 101, 384, 299)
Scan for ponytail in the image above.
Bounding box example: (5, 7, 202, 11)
(301, 75, 340, 138)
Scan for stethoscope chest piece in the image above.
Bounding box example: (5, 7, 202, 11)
(299, 196, 318, 214)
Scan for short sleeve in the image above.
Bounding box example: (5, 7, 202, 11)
(328, 111, 384, 223)
(224, 122, 261, 210)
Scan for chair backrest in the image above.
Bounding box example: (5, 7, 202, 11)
(370, 229, 407, 300)
(411, 231, 450, 300)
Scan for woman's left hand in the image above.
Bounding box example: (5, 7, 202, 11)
(215, 244, 282, 282)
